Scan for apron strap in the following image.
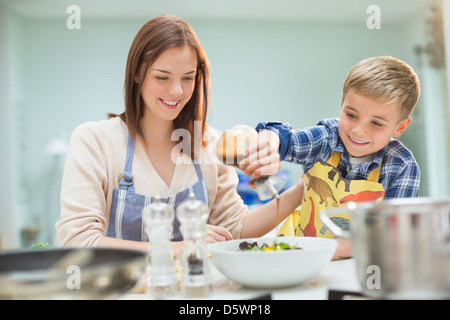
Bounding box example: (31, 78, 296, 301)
(193, 159, 208, 206)
(118, 134, 135, 190)
(367, 163, 382, 182)
(123, 134, 135, 182)
(327, 152, 382, 183)
(326, 152, 342, 168)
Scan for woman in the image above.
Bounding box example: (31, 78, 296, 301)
(56, 15, 303, 254)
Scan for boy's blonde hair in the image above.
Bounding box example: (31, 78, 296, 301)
(342, 56, 421, 121)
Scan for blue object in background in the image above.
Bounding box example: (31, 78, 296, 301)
(236, 170, 291, 207)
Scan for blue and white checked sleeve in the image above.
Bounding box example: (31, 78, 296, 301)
(380, 141, 421, 198)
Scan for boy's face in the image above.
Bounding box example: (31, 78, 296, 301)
(338, 89, 411, 158)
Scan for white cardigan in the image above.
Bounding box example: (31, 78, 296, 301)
(56, 117, 248, 247)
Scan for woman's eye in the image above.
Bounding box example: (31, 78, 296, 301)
(182, 76, 194, 81)
(156, 76, 168, 80)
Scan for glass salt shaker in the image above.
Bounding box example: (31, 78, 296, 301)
(177, 193, 213, 298)
(141, 196, 177, 299)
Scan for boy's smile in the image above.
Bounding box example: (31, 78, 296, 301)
(338, 89, 411, 158)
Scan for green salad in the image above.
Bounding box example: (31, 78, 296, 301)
(238, 241, 301, 251)
(31, 241, 51, 249)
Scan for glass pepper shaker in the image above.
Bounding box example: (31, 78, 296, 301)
(176, 193, 213, 298)
(141, 196, 177, 299)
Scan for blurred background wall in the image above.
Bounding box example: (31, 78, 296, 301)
(1, 0, 449, 248)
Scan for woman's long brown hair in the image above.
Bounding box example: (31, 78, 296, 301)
(109, 15, 210, 158)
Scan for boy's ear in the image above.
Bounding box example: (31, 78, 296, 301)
(340, 92, 344, 107)
(393, 117, 411, 138)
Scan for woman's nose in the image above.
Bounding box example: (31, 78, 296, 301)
(168, 80, 183, 96)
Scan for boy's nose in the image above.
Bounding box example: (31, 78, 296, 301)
(352, 122, 367, 136)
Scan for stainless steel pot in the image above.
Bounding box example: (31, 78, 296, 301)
(320, 197, 450, 299)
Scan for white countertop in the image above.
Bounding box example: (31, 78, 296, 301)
(120, 258, 362, 300)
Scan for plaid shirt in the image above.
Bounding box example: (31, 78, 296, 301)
(256, 118, 420, 198)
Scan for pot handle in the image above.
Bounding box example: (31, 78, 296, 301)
(443, 212, 450, 252)
(319, 203, 356, 238)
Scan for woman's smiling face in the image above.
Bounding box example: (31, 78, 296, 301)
(140, 45, 197, 123)
(338, 88, 411, 158)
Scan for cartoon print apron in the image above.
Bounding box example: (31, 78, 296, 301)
(278, 152, 385, 238)
(107, 135, 209, 242)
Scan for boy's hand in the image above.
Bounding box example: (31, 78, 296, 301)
(239, 130, 281, 179)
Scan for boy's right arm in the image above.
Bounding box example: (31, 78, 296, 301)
(255, 122, 294, 160)
(254, 119, 334, 167)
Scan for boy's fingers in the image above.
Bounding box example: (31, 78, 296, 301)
(242, 152, 281, 178)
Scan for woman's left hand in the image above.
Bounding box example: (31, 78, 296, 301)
(205, 224, 233, 243)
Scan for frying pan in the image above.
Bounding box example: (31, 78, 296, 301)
(0, 247, 146, 299)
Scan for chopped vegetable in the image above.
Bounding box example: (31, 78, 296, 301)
(31, 241, 51, 249)
(238, 241, 301, 251)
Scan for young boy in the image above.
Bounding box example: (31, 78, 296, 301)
(240, 56, 421, 257)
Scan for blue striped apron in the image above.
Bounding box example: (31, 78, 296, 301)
(107, 135, 209, 241)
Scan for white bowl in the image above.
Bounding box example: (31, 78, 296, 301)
(208, 237, 337, 288)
